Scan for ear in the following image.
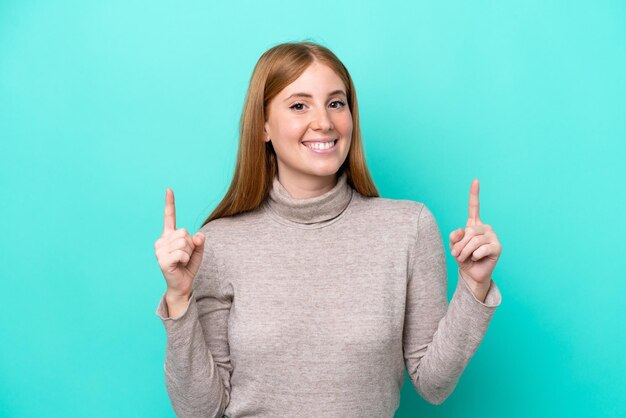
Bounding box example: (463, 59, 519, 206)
(264, 121, 270, 142)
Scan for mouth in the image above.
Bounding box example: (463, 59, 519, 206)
(301, 138, 339, 153)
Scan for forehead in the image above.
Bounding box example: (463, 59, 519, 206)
(280, 62, 346, 96)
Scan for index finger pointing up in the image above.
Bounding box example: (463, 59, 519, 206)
(467, 178, 481, 226)
(163, 188, 176, 233)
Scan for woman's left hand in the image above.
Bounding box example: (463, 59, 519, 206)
(449, 179, 502, 296)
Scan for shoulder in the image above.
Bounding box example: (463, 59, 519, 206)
(351, 191, 427, 224)
(351, 192, 443, 237)
(198, 206, 266, 240)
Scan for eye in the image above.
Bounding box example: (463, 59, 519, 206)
(289, 102, 306, 111)
(329, 100, 346, 109)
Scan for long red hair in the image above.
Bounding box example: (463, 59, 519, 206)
(202, 41, 379, 226)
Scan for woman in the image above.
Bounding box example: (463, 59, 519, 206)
(154, 41, 503, 418)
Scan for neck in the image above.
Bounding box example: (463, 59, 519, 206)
(264, 170, 353, 226)
(277, 171, 338, 199)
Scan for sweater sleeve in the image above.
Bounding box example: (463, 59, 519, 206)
(403, 203, 502, 405)
(155, 236, 232, 418)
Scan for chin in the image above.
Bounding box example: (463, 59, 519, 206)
(305, 166, 343, 178)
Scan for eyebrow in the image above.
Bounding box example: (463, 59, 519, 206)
(283, 89, 347, 102)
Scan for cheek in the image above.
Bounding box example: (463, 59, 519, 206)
(275, 118, 309, 142)
(336, 112, 353, 138)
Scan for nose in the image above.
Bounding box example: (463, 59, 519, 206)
(310, 106, 334, 132)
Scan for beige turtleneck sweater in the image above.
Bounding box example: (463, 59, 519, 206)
(155, 171, 502, 418)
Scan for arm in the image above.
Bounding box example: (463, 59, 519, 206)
(155, 238, 232, 418)
(403, 204, 502, 405)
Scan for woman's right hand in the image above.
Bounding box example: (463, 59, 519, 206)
(154, 188, 205, 305)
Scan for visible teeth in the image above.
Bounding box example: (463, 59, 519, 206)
(305, 140, 335, 150)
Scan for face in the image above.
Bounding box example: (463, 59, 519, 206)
(264, 61, 353, 185)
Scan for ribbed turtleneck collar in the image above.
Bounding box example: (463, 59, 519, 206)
(263, 171, 354, 226)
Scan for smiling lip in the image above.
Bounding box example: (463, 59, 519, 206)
(301, 137, 337, 144)
(302, 138, 338, 154)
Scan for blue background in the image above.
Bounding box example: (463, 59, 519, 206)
(1, 1, 624, 417)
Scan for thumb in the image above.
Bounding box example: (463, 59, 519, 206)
(192, 232, 205, 247)
(449, 228, 464, 245)
(187, 233, 205, 273)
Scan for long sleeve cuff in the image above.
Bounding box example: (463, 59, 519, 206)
(155, 291, 198, 336)
(457, 271, 502, 309)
